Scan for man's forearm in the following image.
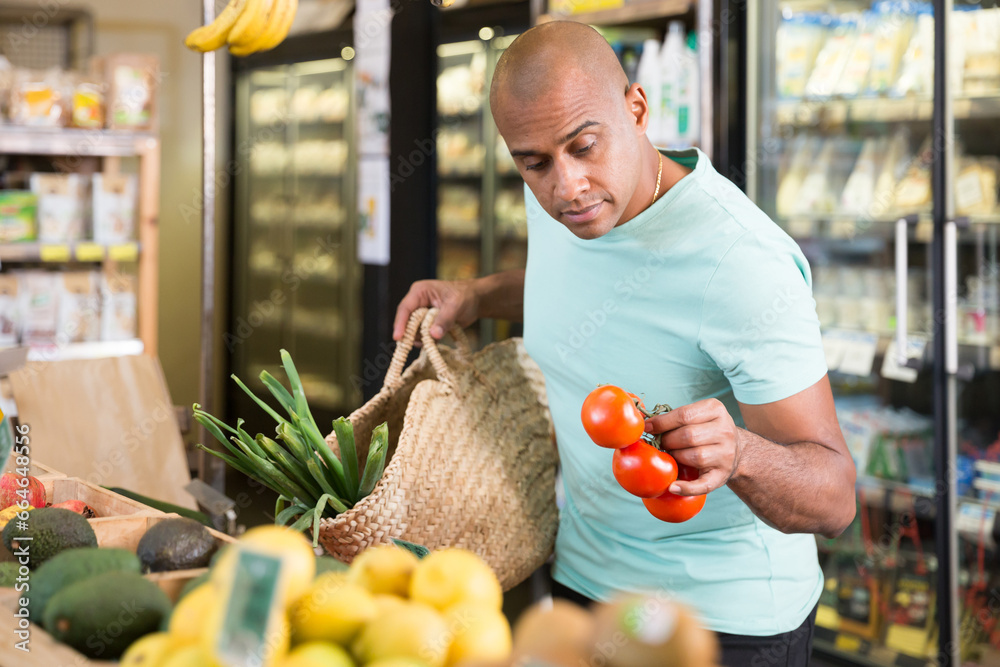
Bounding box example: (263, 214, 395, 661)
(474, 270, 525, 322)
(727, 429, 856, 539)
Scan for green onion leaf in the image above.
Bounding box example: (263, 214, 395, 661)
(331, 418, 359, 502)
(358, 422, 388, 498)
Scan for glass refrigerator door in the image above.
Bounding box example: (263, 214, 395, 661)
(437, 39, 488, 348)
(748, 2, 948, 664)
(233, 58, 361, 435)
(949, 3, 1000, 666)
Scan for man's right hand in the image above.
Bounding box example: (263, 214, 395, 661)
(393, 279, 480, 341)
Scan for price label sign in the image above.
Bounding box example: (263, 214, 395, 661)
(74, 243, 104, 262)
(837, 331, 880, 377)
(881, 337, 926, 383)
(39, 245, 71, 262)
(213, 548, 284, 667)
(108, 243, 139, 262)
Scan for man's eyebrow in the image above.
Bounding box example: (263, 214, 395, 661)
(509, 120, 601, 158)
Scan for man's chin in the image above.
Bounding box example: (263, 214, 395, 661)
(563, 216, 618, 240)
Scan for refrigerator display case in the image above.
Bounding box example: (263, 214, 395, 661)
(747, 2, 1000, 666)
(231, 56, 362, 435)
(436, 33, 527, 346)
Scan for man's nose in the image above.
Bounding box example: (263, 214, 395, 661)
(553, 158, 588, 203)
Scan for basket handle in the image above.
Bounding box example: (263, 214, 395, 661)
(384, 307, 467, 389)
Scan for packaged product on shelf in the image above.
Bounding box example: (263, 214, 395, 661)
(29, 173, 90, 243)
(833, 12, 878, 98)
(250, 87, 288, 125)
(438, 129, 483, 175)
(893, 137, 933, 213)
(0, 56, 12, 122)
(776, 135, 819, 217)
(805, 15, 860, 99)
(104, 53, 159, 131)
(250, 142, 287, 175)
(292, 140, 347, 175)
(892, 7, 935, 97)
(883, 556, 935, 658)
(92, 173, 138, 244)
(16, 271, 59, 345)
(291, 85, 322, 121)
(657, 22, 685, 146)
(636, 39, 662, 140)
(866, 1, 917, 95)
(0, 190, 37, 242)
(56, 271, 100, 343)
(955, 157, 1000, 216)
(0, 275, 19, 347)
(436, 51, 486, 116)
(870, 129, 911, 219)
(8, 68, 71, 126)
(961, 7, 1000, 95)
(70, 77, 105, 129)
(317, 85, 349, 122)
(100, 272, 137, 341)
(495, 135, 517, 174)
(794, 138, 855, 215)
(776, 13, 828, 99)
(438, 186, 480, 238)
(840, 137, 883, 217)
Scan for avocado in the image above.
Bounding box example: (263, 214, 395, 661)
(177, 570, 211, 601)
(315, 555, 349, 577)
(43, 571, 171, 659)
(1, 507, 97, 568)
(28, 547, 140, 624)
(0, 562, 19, 586)
(136, 517, 219, 573)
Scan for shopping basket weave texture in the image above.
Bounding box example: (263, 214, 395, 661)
(317, 307, 558, 590)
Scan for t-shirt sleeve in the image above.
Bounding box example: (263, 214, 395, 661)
(697, 231, 828, 405)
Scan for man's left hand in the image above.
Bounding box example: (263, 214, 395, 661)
(644, 398, 742, 496)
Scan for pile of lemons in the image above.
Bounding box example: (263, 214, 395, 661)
(120, 526, 512, 667)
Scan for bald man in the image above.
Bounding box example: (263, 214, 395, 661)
(395, 22, 855, 666)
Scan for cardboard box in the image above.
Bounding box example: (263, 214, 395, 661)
(0, 190, 37, 242)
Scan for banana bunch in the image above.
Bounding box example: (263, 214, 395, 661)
(185, 0, 298, 56)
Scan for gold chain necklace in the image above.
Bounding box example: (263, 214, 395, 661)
(651, 152, 663, 206)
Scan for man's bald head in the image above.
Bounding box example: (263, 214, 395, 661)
(489, 22, 629, 116)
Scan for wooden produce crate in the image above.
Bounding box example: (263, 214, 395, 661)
(0, 513, 235, 665)
(1, 459, 66, 481)
(43, 477, 152, 517)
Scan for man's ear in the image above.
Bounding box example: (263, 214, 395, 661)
(625, 82, 649, 135)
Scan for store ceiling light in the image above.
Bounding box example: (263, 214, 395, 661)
(341, 46, 356, 61)
(479, 27, 495, 41)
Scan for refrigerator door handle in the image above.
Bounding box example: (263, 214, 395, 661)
(895, 214, 919, 366)
(945, 217, 971, 377)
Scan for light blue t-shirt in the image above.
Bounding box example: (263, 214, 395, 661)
(522, 148, 828, 636)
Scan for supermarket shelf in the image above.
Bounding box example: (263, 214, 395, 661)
(0, 241, 140, 263)
(781, 215, 999, 243)
(814, 631, 929, 667)
(439, 231, 482, 241)
(824, 328, 1000, 373)
(538, 0, 691, 26)
(25, 339, 144, 362)
(440, 171, 483, 180)
(858, 474, 1000, 515)
(0, 126, 158, 157)
(775, 94, 1000, 127)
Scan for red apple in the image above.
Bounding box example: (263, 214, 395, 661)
(0, 472, 45, 510)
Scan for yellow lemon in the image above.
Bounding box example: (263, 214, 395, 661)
(289, 572, 377, 645)
(212, 525, 316, 605)
(280, 641, 355, 667)
(161, 645, 211, 667)
(167, 584, 215, 648)
(120, 631, 173, 666)
(373, 593, 409, 615)
(409, 550, 502, 613)
(347, 545, 419, 596)
(352, 601, 450, 667)
(443, 603, 512, 666)
(365, 660, 433, 667)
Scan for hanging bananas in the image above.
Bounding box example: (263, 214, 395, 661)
(184, 0, 299, 56)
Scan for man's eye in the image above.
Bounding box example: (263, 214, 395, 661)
(576, 142, 595, 155)
(525, 160, 547, 171)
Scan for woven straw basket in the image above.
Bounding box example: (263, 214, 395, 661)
(318, 307, 558, 590)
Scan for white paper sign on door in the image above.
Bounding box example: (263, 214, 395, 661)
(358, 157, 390, 265)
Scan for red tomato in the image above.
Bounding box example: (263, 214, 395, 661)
(580, 385, 645, 449)
(612, 441, 678, 498)
(641, 465, 706, 523)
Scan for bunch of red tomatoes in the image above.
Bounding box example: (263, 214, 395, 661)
(580, 385, 707, 523)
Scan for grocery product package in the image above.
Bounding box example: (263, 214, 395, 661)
(8, 67, 72, 126)
(955, 157, 1000, 216)
(318, 308, 557, 590)
(57, 271, 101, 343)
(15, 271, 59, 345)
(0, 190, 37, 242)
(29, 173, 90, 243)
(962, 8, 1000, 95)
(775, 13, 828, 99)
(9, 354, 196, 509)
(100, 272, 137, 341)
(93, 173, 138, 243)
(0, 275, 19, 347)
(104, 53, 159, 130)
(805, 14, 859, 98)
(71, 77, 105, 129)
